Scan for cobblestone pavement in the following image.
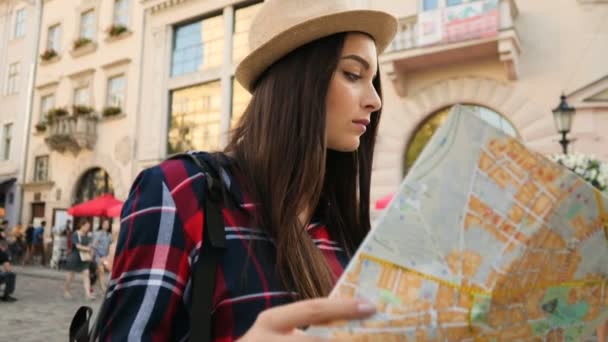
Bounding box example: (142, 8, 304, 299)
(1, 266, 103, 342)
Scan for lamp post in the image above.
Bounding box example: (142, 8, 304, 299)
(552, 94, 576, 155)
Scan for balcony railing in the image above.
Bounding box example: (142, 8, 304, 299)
(385, 0, 517, 54)
(44, 114, 98, 153)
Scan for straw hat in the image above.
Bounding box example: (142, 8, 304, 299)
(235, 0, 398, 92)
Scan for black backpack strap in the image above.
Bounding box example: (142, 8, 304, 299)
(168, 152, 226, 342)
(190, 195, 224, 342)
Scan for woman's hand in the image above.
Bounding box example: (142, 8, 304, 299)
(238, 298, 376, 341)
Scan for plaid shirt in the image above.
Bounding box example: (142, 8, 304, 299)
(99, 152, 350, 341)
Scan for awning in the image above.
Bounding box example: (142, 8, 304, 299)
(0, 177, 17, 191)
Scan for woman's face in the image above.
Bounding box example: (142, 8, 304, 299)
(102, 220, 110, 231)
(325, 33, 381, 152)
(81, 222, 90, 233)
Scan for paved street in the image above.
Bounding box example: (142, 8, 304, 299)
(1, 266, 103, 342)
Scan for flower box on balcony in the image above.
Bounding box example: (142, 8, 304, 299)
(102, 106, 122, 118)
(73, 37, 92, 49)
(108, 24, 128, 36)
(71, 38, 97, 58)
(73, 105, 95, 116)
(46, 107, 69, 122)
(40, 49, 59, 63)
(35, 122, 47, 132)
(105, 24, 132, 43)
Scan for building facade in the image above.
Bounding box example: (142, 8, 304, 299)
(368, 0, 608, 214)
(0, 0, 42, 228)
(18, 0, 608, 228)
(22, 0, 142, 233)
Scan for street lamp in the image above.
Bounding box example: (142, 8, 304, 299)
(552, 94, 576, 155)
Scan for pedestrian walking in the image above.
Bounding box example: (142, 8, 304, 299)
(63, 219, 95, 301)
(0, 240, 17, 302)
(92, 219, 112, 292)
(23, 221, 46, 265)
(97, 0, 398, 339)
(8, 222, 25, 264)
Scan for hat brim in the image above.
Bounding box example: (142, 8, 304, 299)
(235, 9, 398, 92)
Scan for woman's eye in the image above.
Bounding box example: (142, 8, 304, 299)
(344, 72, 361, 82)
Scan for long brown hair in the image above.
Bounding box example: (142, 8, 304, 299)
(225, 33, 383, 299)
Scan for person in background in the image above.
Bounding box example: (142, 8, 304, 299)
(0, 220, 7, 241)
(22, 223, 34, 265)
(0, 240, 17, 302)
(8, 222, 25, 264)
(92, 219, 112, 292)
(63, 218, 95, 300)
(24, 221, 46, 265)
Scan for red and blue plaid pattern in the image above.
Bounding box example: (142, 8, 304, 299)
(99, 152, 349, 341)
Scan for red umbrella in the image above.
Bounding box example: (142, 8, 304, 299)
(106, 203, 123, 218)
(68, 194, 123, 217)
(375, 193, 395, 210)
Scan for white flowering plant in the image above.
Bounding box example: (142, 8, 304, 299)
(549, 153, 608, 192)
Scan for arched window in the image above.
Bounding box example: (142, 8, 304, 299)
(404, 105, 518, 175)
(73, 168, 114, 204)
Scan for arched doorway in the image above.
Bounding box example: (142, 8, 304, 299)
(73, 167, 114, 204)
(403, 104, 518, 175)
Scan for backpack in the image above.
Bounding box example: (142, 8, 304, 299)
(69, 152, 229, 342)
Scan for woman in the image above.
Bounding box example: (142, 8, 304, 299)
(99, 0, 397, 340)
(63, 218, 95, 300)
(92, 219, 112, 292)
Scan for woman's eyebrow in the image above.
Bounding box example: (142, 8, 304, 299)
(340, 55, 370, 70)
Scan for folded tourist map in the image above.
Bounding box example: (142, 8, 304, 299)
(307, 105, 608, 341)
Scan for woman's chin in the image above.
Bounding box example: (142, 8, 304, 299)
(328, 138, 361, 152)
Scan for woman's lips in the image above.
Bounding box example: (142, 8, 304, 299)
(352, 119, 370, 133)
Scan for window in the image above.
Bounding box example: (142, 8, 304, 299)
(13, 8, 26, 38)
(80, 10, 96, 40)
(404, 105, 517, 174)
(74, 168, 113, 203)
(3, 124, 12, 161)
(168, 81, 222, 154)
(232, 3, 263, 62)
(34, 156, 49, 182)
(171, 15, 224, 77)
(47, 24, 61, 52)
(113, 0, 129, 26)
(7, 63, 19, 95)
(73, 86, 90, 106)
(423, 0, 439, 11)
(40, 94, 55, 121)
(106, 75, 126, 109)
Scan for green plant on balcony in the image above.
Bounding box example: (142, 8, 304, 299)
(72, 105, 94, 116)
(107, 24, 128, 37)
(46, 107, 69, 122)
(40, 49, 58, 61)
(73, 37, 93, 50)
(102, 106, 122, 117)
(35, 122, 47, 132)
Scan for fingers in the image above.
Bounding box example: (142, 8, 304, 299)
(257, 298, 375, 333)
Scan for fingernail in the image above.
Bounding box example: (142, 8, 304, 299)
(356, 299, 376, 314)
